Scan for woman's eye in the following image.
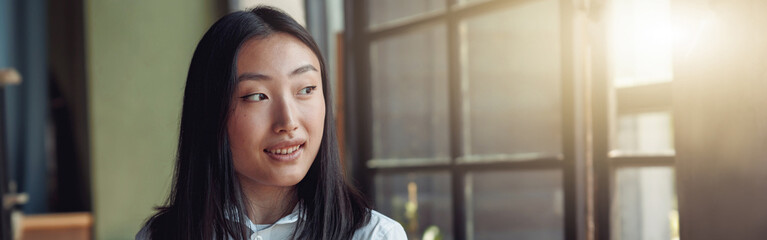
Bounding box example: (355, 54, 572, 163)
(298, 86, 317, 95)
(241, 93, 268, 102)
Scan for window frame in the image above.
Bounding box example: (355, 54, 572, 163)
(343, 0, 580, 239)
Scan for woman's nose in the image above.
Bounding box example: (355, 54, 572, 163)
(272, 98, 300, 134)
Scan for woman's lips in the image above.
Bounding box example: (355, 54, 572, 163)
(264, 143, 304, 161)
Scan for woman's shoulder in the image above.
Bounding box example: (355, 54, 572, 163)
(135, 208, 173, 240)
(352, 210, 408, 240)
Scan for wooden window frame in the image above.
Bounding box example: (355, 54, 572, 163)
(343, 0, 580, 239)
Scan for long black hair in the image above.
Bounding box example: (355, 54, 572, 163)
(143, 6, 370, 240)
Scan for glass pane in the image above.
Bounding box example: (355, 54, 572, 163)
(370, 25, 449, 160)
(612, 111, 674, 155)
(462, 0, 562, 157)
(470, 170, 564, 240)
(612, 167, 679, 240)
(367, 0, 445, 28)
(375, 172, 453, 240)
(609, 0, 673, 87)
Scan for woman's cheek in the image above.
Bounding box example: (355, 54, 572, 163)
(313, 99, 326, 126)
(233, 107, 262, 146)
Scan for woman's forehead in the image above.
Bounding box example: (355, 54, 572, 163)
(236, 32, 320, 77)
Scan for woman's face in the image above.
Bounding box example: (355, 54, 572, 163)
(228, 33, 325, 188)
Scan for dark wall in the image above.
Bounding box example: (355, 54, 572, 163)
(47, 0, 90, 212)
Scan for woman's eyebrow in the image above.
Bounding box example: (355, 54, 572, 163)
(290, 64, 318, 76)
(238, 72, 269, 82)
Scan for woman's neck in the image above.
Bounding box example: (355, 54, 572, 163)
(238, 177, 298, 225)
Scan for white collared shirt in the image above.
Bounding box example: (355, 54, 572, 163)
(136, 206, 408, 240)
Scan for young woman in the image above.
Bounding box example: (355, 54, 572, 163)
(136, 6, 407, 240)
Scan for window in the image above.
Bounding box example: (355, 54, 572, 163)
(344, 0, 680, 239)
(346, 0, 576, 239)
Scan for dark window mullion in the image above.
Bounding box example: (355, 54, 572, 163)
(447, 0, 467, 238)
(371, 159, 565, 174)
(609, 156, 675, 168)
(347, 0, 375, 201)
(559, 0, 579, 239)
(367, 158, 451, 168)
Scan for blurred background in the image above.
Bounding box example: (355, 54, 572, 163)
(1, 0, 766, 239)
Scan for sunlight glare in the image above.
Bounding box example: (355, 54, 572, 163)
(609, 0, 674, 87)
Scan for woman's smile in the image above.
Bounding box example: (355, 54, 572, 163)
(264, 141, 306, 161)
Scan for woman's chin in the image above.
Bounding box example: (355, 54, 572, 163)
(266, 171, 309, 187)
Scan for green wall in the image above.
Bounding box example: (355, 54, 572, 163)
(85, 1, 219, 238)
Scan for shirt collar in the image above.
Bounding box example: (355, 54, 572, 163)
(243, 204, 302, 232)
